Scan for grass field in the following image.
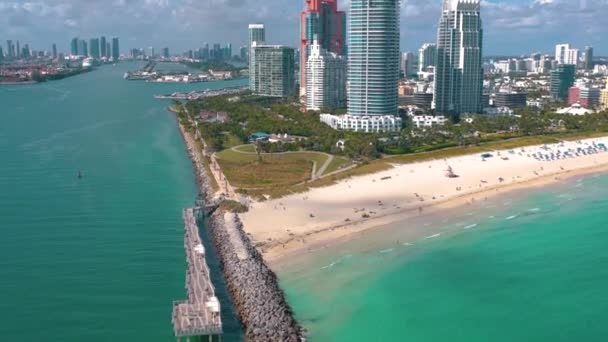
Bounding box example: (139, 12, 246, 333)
(324, 157, 351, 175)
(215, 149, 332, 189)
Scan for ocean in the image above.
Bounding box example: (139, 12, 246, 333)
(3, 61, 608, 342)
(0, 62, 246, 341)
(280, 174, 608, 341)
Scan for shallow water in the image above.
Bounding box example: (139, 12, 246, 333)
(281, 174, 608, 341)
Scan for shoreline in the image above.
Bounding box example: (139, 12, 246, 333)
(238, 136, 608, 267)
(268, 162, 608, 269)
(174, 116, 305, 340)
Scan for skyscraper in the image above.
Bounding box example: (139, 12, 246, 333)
(112, 37, 120, 61)
(555, 43, 579, 65)
(584, 46, 594, 70)
(78, 40, 88, 57)
(347, 0, 400, 117)
(16, 41, 20, 58)
(248, 24, 266, 91)
(6, 40, 13, 58)
(300, 0, 346, 96)
(550, 64, 575, 100)
(250, 43, 295, 98)
(100, 36, 107, 58)
(305, 39, 347, 111)
(434, 0, 484, 116)
(163, 47, 170, 59)
(70, 37, 79, 56)
(90, 38, 100, 59)
(52, 43, 57, 59)
(418, 43, 437, 73)
(401, 52, 416, 77)
(0, 47, 4, 62)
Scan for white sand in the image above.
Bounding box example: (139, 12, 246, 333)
(239, 137, 608, 263)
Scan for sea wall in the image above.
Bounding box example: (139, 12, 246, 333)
(176, 117, 304, 341)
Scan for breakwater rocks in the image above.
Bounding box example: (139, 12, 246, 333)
(208, 212, 304, 341)
(176, 118, 304, 341)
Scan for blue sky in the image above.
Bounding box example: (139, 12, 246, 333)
(1, 0, 606, 55)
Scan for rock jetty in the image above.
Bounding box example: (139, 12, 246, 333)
(176, 117, 305, 341)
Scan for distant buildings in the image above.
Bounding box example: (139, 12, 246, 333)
(347, 0, 400, 118)
(320, 114, 402, 133)
(300, 0, 346, 96)
(112, 37, 120, 61)
(70, 38, 79, 56)
(78, 39, 88, 57)
(305, 39, 347, 111)
(401, 52, 416, 77)
(250, 43, 295, 98)
(555, 44, 578, 65)
(601, 82, 608, 111)
(494, 92, 528, 109)
(584, 46, 594, 71)
(89, 38, 100, 59)
(418, 43, 437, 73)
(550, 64, 576, 100)
(568, 86, 600, 108)
(100, 36, 107, 58)
(434, 0, 484, 117)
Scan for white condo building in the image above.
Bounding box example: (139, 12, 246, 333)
(305, 40, 347, 111)
(555, 43, 579, 65)
(320, 114, 402, 133)
(248, 24, 266, 91)
(419, 43, 437, 73)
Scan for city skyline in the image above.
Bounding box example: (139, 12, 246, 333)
(0, 0, 607, 55)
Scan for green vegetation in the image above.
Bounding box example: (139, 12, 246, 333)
(174, 93, 608, 199)
(219, 200, 249, 213)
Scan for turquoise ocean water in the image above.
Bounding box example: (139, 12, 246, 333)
(0, 62, 246, 341)
(281, 175, 608, 341)
(3, 61, 608, 342)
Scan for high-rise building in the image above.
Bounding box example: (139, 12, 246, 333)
(52, 43, 57, 59)
(248, 24, 266, 91)
(106, 43, 111, 59)
(163, 47, 170, 59)
(0, 47, 4, 62)
(6, 40, 13, 58)
(305, 39, 347, 111)
(584, 46, 594, 71)
(555, 43, 579, 65)
(100, 36, 107, 58)
(550, 64, 575, 100)
(78, 40, 88, 57)
(401, 52, 416, 77)
(240, 46, 248, 61)
(347, 0, 400, 117)
(111, 37, 120, 61)
(419, 43, 437, 73)
(250, 43, 295, 98)
(89, 38, 100, 59)
(300, 0, 346, 96)
(434, 0, 484, 116)
(16, 41, 20, 58)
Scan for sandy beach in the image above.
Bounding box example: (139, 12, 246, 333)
(239, 137, 608, 264)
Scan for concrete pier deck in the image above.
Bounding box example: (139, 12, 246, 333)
(172, 208, 222, 339)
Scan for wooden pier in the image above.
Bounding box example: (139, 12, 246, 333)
(172, 208, 223, 341)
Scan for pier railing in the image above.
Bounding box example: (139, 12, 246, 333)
(172, 208, 222, 338)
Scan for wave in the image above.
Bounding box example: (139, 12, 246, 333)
(464, 224, 478, 230)
(401, 242, 413, 246)
(425, 233, 441, 239)
(379, 248, 394, 254)
(505, 215, 518, 220)
(319, 254, 352, 270)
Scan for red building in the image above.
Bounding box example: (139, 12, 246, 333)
(300, 0, 346, 95)
(568, 86, 580, 105)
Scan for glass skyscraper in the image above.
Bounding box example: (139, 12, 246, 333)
(347, 0, 400, 116)
(112, 37, 120, 61)
(434, 0, 484, 117)
(248, 24, 266, 91)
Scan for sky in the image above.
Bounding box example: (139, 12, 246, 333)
(0, 0, 606, 55)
